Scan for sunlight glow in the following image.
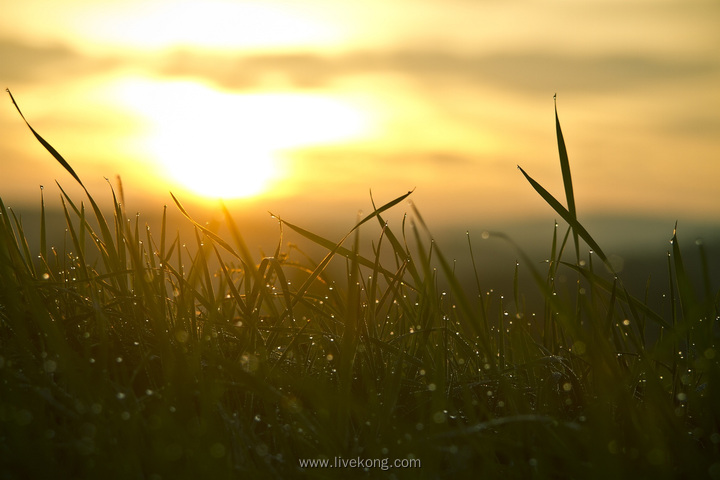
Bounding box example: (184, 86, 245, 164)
(111, 78, 372, 199)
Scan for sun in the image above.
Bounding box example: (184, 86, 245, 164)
(110, 78, 372, 200)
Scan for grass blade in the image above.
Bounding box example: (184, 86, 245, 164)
(561, 262, 670, 329)
(671, 223, 697, 321)
(40, 187, 47, 261)
(6, 89, 84, 187)
(554, 95, 580, 261)
(221, 202, 258, 277)
(517, 165, 610, 270)
(170, 192, 240, 260)
(275, 190, 414, 290)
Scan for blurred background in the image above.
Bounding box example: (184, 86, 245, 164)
(1, 0, 719, 286)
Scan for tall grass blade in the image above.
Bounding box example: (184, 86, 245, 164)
(561, 262, 670, 329)
(211, 244, 250, 317)
(370, 191, 422, 286)
(220, 202, 258, 277)
(670, 224, 698, 358)
(278, 219, 400, 283)
(170, 192, 240, 260)
(40, 187, 47, 261)
(517, 165, 610, 270)
(671, 223, 697, 321)
(696, 239, 713, 304)
(59, 197, 88, 279)
(8, 209, 35, 277)
(6, 89, 85, 187)
(55, 182, 123, 281)
(554, 95, 580, 262)
(275, 190, 414, 287)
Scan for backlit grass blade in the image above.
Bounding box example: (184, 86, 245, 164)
(211, 244, 250, 317)
(221, 202, 258, 277)
(59, 196, 89, 280)
(353, 189, 414, 231)
(7, 90, 124, 276)
(517, 165, 610, 270)
(670, 223, 699, 357)
(561, 262, 670, 329)
(170, 192, 240, 260)
(55, 182, 119, 274)
(671, 223, 696, 317)
(370, 191, 422, 286)
(485, 230, 581, 342)
(7, 209, 34, 277)
(40, 187, 47, 261)
(275, 190, 414, 284)
(6, 89, 84, 188)
(408, 201, 493, 355)
(193, 227, 216, 307)
(277, 218, 401, 282)
(270, 191, 414, 326)
(554, 95, 580, 261)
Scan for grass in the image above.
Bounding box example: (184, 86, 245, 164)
(1, 89, 719, 479)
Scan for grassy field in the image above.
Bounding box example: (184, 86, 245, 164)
(1, 91, 719, 479)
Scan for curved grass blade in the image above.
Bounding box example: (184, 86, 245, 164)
(517, 165, 610, 271)
(170, 192, 240, 260)
(7, 90, 124, 275)
(370, 191, 422, 286)
(275, 218, 399, 282)
(6, 89, 84, 188)
(273, 190, 414, 291)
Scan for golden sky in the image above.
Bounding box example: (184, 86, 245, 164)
(1, 0, 719, 233)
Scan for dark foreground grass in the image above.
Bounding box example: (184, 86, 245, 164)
(1, 91, 719, 479)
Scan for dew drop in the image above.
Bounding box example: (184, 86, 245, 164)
(432, 411, 446, 424)
(43, 360, 57, 373)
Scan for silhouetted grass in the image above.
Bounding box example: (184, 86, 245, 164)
(1, 90, 718, 479)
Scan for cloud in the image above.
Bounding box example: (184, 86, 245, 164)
(3, 36, 717, 96)
(154, 48, 720, 95)
(0, 39, 119, 85)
